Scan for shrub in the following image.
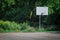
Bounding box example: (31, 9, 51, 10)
(22, 27, 36, 32)
(0, 20, 21, 32)
(19, 22, 36, 32)
(0, 28, 4, 32)
(0, 20, 36, 32)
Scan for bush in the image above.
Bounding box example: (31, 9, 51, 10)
(22, 27, 36, 32)
(0, 20, 36, 32)
(0, 28, 4, 32)
(0, 20, 21, 32)
(20, 22, 36, 32)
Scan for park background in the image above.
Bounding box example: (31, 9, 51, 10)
(0, 0, 60, 32)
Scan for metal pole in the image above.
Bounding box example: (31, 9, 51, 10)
(39, 13, 43, 30)
(39, 15, 41, 30)
(39, 15, 41, 29)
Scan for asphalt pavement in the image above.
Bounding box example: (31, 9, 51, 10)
(0, 32, 60, 40)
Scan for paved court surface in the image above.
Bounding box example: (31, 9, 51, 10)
(0, 32, 60, 40)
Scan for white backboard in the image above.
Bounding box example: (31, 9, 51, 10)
(36, 7, 48, 15)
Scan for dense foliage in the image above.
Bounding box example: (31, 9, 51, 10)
(0, 20, 36, 32)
